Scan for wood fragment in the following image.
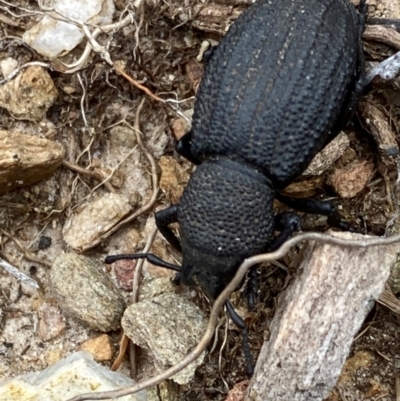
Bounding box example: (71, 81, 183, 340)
(377, 284, 400, 314)
(303, 132, 350, 176)
(364, 25, 400, 49)
(0, 130, 64, 195)
(246, 231, 398, 401)
(359, 102, 399, 163)
(395, 376, 400, 401)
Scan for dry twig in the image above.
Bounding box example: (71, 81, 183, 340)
(0, 229, 52, 268)
(62, 160, 116, 194)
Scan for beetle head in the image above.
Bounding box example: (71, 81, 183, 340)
(179, 236, 244, 300)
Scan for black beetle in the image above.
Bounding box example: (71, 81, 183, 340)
(106, 0, 368, 375)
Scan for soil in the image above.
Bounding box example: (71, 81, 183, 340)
(0, 1, 400, 400)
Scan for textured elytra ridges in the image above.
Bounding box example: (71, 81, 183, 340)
(191, 0, 360, 187)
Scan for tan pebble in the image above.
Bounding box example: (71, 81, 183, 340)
(79, 334, 113, 361)
(329, 160, 374, 198)
(44, 349, 63, 366)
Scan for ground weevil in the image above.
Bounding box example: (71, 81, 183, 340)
(106, 0, 368, 375)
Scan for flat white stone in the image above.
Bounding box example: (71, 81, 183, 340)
(0, 352, 146, 401)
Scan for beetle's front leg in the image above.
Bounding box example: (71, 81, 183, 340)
(155, 205, 182, 252)
(176, 131, 202, 165)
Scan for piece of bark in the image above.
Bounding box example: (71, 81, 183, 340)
(363, 25, 400, 50)
(0, 130, 64, 194)
(192, 4, 244, 34)
(359, 102, 399, 162)
(246, 231, 398, 401)
(303, 132, 350, 176)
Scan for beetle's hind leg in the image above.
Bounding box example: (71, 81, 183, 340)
(225, 300, 254, 377)
(276, 193, 357, 232)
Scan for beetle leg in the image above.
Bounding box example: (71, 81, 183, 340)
(225, 300, 254, 377)
(276, 193, 356, 232)
(244, 212, 301, 309)
(269, 212, 302, 251)
(243, 266, 260, 310)
(176, 131, 202, 165)
(155, 205, 182, 252)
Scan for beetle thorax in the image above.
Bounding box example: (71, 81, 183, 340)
(178, 157, 276, 260)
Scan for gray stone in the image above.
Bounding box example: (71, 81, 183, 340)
(51, 253, 125, 331)
(123, 289, 206, 385)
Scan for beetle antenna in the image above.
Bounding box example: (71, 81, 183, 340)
(225, 300, 254, 377)
(105, 253, 182, 272)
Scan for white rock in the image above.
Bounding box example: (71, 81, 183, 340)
(0, 57, 18, 78)
(23, 0, 115, 58)
(0, 352, 146, 401)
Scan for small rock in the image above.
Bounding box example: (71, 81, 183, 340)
(147, 381, 181, 401)
(0, 130, 64, 195)
(159, 156, 191, 204)
(122, 291, 206, 384)
(51, 253, 125, 331)
(0, 66, 58, 121)
(0, 57, 18, 78)
(37, 303, 66, 341)
(109, 126, 137, 148)
(0, 352, 146, 401)
(139, 278, 177, 300)
(23, 0, 115, 58)
(79, 334, 113, 361)
(114, 259, 136, 291)
(225, 380, 249, 401)
(304, 132, 350, 176)
(329, 160, 374, 198)
(44, 349, 64, 366)
(62, 193, 131, 250)
(38, 236, 52, 250)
